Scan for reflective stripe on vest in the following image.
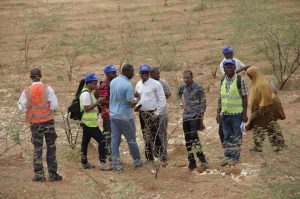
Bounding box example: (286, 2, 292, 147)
(80, 88, 99, 127)
(221, 76, 243, 114)
(25, 83, 53, 123)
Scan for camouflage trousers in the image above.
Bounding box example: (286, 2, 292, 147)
(253, 120, 285, 151)
(30, 119, 57, 175)
(103, 119, 111, 158)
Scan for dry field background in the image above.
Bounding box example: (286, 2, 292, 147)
(0, 0, 300, 198)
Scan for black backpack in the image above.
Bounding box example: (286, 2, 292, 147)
(68, 79, 89, 120)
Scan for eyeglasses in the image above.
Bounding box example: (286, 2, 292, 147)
(140, 71, 149, 74)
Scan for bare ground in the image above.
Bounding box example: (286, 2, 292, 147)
(0, 0, 300, 198)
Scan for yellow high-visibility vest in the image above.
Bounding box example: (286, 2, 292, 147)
(80, 88, 98, 127)
(221, 76, 243, 114)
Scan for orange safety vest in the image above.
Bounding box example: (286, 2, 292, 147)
(25, 83, 54, 123)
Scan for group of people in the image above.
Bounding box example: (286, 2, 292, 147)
(18, 45, 287, 182)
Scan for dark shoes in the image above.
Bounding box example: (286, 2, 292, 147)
(113, 166, 123, 174)
(82, 162, 96, 169)
(274, 144, 288, 153)
(188, 160, 197, 171)
(32, 172, 62, 182)
(220, 157, 238, 167)
(188, 157, 209, 171)
(32, 174, 46, 182)
(200, 158, 208, 169)
(49, 172, 63, 182)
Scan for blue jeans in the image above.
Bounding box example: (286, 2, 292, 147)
(110, 117, 142, 169)
(221, 114, 243, 161)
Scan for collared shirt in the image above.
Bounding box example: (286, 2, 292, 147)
(18, 82, 58, 113)
(219, 58, 245, 74)
(159, 79, 171, 97)
(218, 74, 248, 115)
(109, 75, 134, 119)
(135, 78, 167, 116)
(177, 81, 206, 120)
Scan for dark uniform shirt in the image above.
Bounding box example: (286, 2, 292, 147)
(177, 81, 206, 120)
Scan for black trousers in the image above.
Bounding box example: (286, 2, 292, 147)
(139, 111, 162, 161)
(218, 122, 224, 148)
(30, 119, 57, 174)
(81, 125, 106, 164)
(183, 118, 205, 161)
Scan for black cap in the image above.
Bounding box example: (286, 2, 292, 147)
(30, 68, 42, 77)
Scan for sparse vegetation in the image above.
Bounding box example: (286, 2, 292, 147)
(0, 0, 300, 198)
(230, 0, 300, 89)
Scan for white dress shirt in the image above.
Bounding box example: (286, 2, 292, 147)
(18, 82, 58, 113)
(219, 57, 245, 74)
(135, 78, 167, 116)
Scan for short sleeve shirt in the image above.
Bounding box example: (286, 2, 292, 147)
(81, 91, 92, 106)
(177, 81, 206, 120)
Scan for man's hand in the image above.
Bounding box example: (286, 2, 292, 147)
(134, 91, 140, 99)
(98, 96, 106, 104)
(180, 102, 184, 109)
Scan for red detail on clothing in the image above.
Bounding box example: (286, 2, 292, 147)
(98, 79, 110, 120)
(25, 84, 53, 123)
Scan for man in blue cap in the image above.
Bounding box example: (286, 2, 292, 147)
(135, 64, 167, 166)
(219, 45, 246, 75)
(95, 64, 117, 161)
(216, 59, 248, 166)
(80, 73, 111, 171)
(218, 45, 247, 148)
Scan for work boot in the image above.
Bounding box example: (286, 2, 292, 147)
(134, 160, 143, 169)
(82, 162, 96, 169)
(199, 157, 208, 169)
(113, 166, 123, 174)
(188, 159, 197, 171)
(100, 162, 112, 171)
(49, 172, 63, 182)
(274, 144, 288, 153)
(32, 173, 46, 182)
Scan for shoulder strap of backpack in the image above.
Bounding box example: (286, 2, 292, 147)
(221, 75, 225, 85)
(221, 75, 242, 95)
(236, 74, 241, 90)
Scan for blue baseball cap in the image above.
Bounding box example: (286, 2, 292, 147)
(139, 64, 151, 72)
(104, 64, 117, 74)
(222, 45, 234, 54)
(223, 59, 236, 67)
(84, 73, 100, 83)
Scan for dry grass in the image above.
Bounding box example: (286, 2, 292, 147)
(0, 0, 300, 198)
